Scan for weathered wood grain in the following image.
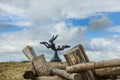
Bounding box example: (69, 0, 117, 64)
(32, 54, 50, 76)
(64, 44, 97, 80)
(66, 59, 120, 73)
(52, 69, 81, 80)
(23, 45, 37, 62)
(35, 76, 66, 80)
(23, 68, 35, 79)
(95, 67, 120, 77)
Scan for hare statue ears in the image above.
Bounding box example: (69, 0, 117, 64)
(49, 34, 58, 43)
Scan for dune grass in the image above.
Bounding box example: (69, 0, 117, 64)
(0, 61, 66, 80)
(0, 62, 31, 80)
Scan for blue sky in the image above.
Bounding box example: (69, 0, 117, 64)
(0, 0, 120, 62)
(65, 12, 120, 38)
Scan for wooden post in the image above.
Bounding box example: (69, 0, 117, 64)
(32, 54, 50, 76)
(64, 44, 97, 80)
(52, 69, 81, 80)
(23, 45, 37, 62)
(35, 76, 66, 80)
(66, 59, 120, 73)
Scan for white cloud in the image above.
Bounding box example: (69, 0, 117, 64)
(0, 2, 24, 15)
(10, 21, 31, 27)
(25, 0, 120, 23)
(0, 53, 27, 62)
(107, 25, 120, 33)
(85, 36, 120, 61)
(0, 21, 31, 28)
(0, 14, 31, 29)
(0, 0, 30, 9)
(89, 16, 113, 31)
(52, 22, 86, 41)
(1, 0, 120, 23)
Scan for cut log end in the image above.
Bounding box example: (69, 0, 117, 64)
(23, 71, 35, 79)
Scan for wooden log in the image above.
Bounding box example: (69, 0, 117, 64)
(98, 78, 113, 80)
(23, 68, 35, 79)
(99, 76, 117, 80)
(23, 66, 66, 79)
(95, 67, 120, 77)
(32, 54, 50, 76)
(35, 76, 66, 80)
(48, 66, 66, 70)
(23, 45, 37, 62)
(64, 44, 97, 80)
(66, 59, 120, 73)
(52, 69, 81, 80)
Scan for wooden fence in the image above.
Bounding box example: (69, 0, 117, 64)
(23, 44, 120, 80)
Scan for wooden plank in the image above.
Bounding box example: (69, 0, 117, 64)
(79, 44, 89, 62)
(64, 44, 97, 80)
(32, 54, 50, 76)
(64, 44, 88, 66)
(23, 45, 37, 62)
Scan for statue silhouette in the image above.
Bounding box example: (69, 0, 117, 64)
(40, 35, 70, 62)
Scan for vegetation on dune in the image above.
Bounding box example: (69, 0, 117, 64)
(0, 62, 31, 80)
(0, 62, 66, 80)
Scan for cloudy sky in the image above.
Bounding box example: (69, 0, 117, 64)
(0, 0, 120, 62)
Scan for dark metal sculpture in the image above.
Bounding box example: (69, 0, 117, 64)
(40, 35, 70, 62)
